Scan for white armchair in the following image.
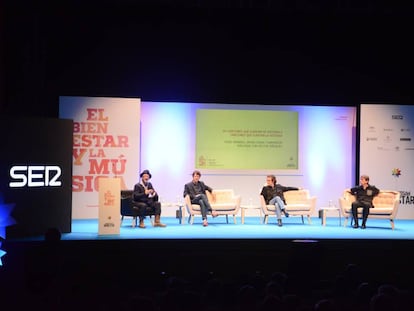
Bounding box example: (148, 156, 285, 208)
(260, 189, 317, 224)
(184, 189, 241, 224)
(339, 189, 400, 229)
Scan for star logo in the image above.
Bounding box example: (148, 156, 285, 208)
(0, 193, 16, 266)
(0, 242, 6, 266)
(392, 168, 402, 178)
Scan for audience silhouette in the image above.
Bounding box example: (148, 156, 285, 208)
(1, 232, 414, 311)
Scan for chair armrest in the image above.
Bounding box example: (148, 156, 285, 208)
(338, 196, 351, 216)
(308, 196, 317, 213)
(390, 201, 400, 218)
(387, 191, 401, 218)
(120, 197, 133, 216)
(232, 195, 242, 213)
(259, 195, 268, 213)
(184, 195, 193, 213)
(206, 190, 215, 204)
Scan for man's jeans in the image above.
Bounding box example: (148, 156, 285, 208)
(191, 194, 212, 220)
(269, 196, 285, 220)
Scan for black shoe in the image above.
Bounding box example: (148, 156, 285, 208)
(283, 210, 289, 218)
(352, 223, 359, 229)
(277, 219, 283, 227)
(361, 224, 366, 229)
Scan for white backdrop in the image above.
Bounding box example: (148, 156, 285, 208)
(139, 102, 356, 217)
(360, 104, 414, 219)
(57, 100, 414, 220)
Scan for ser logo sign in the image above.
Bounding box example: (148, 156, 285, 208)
(9, 165, 62, 188)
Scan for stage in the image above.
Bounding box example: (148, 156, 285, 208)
(3, 216, 413, 278)
(7, 216, 414, 241)
(2, 215, 414, 307)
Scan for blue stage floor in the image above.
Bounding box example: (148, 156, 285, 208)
(3, 216, 414, 292)
(15, 216, 414, 241)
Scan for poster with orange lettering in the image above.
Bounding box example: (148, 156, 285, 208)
(59, 96, 141, 219)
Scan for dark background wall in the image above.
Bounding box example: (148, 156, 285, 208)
(0, 117, 73, 239)
(2, 3, 414, 306)
(2, 1, 414, 118)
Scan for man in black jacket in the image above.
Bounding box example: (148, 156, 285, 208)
(260, 175, 298, 226)
(183, 170, 218, 226)
(133, 169, 166, 228)
(349, 175, 380, 229)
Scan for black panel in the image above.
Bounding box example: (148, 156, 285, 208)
(0, 117, 73, 238)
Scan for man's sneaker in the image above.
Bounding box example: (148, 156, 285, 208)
(203, 219, 209, 227)
(211, 210, 219, 217)
(277, 219, 283, 227)
(283, 210, 289, 218)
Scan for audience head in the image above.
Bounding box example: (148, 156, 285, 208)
(264, 281, 284, 299)
(370, 292, 398, 311)
(314, 299, 336, 311)
(237, 284, 258, 310)
(258, 294, 283, 311)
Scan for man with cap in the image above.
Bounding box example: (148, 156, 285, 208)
(132, 169, 166, 228)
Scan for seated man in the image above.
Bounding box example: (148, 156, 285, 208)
(349, 174, 380, 229)
(183, 170, 218, 227)
(132, 169, 166, 228)
(260, 175, 298, 227)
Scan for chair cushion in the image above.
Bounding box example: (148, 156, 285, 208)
(211, 203, 236, 211)
(266, 204, 310, 212)
(192, 203, 235, 212)
(370, 207, 394, 215)
(191, 204, 201, 212)
(214, 190, 234, 202)
(286, 204, 312, 212)
(342, 190, 398, 211)
(207, 189, 238, 211)
(284, 190, 310, 204)
(343, 206, 394, 215)
(373, 192, 398, 207)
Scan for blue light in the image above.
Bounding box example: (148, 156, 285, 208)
(302, 107, 353, 189)
(0, 244, 5, 266)
(140, 102, 194, 201)
(0, 193, 16, 266)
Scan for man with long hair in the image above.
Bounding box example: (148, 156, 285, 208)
(260, 175, 298, 227)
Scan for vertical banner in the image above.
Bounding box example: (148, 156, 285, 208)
(360, 104, 414, 218)
(59, 96, 141, 219)
(98, 177, 120, 235)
